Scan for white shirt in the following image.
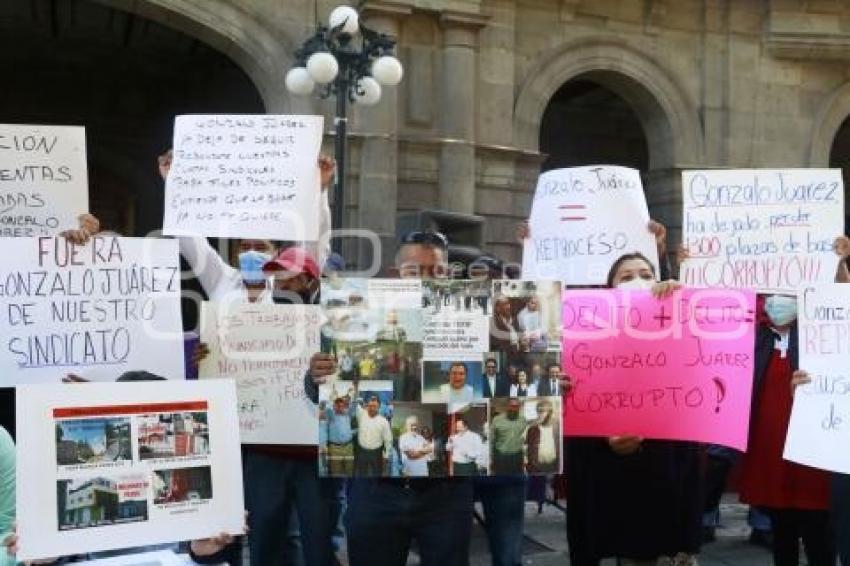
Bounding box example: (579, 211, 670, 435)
(439, 384, 475, 403)
(536, 423, 557, 464)
(510, 383, 538, 397)
(446, 430, 484, 465)
(517, 308, 542, 333)
(399, 432, 430, 477)
(486, 373, 497, 397)
(356, 406, 392, 456)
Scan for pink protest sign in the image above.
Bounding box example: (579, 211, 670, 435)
(562, 288, 756, 450)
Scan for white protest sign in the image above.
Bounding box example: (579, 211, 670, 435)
(521, 166, 658, 284)
(15, 379, 245, 561)
(0, 236, 185, 385)
(199, 302, 320, 445)
(784, 284, 850, 473)
(681, 169, 844, 293)
(0, 124, 89, 237)
(163, 114, 324, 241)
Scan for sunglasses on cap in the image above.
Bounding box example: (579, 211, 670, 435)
(399, 231, 448, 249)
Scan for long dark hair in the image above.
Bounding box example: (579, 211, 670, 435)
(605, 252, 657, 288)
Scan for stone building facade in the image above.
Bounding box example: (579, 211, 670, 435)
(5, 0, 850, 266)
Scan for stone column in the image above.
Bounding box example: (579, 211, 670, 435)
(355, 2, 411, 270)
(438, 12, 487, 215)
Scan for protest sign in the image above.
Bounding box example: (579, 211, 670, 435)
(681, 169, 844, 293)
(422, 280, 490, 360)
(521, 166, 658, 284)
(0, 124, 89, 237)
(562, 288, 756, 449)
(0, 236, 184, 385)
(15, 380, 244, 561)
(199, 301, 321, 445)
(784, 284, 850, 473)
(163, 114, 323, 241)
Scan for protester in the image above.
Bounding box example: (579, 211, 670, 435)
(565, 251, 702, 566)
(306, 230, 474, 566)
(157, 152, 338, 566)
(738, 295, 836, 565)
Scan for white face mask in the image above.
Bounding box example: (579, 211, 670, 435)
(764, 295, 798, 327)
(616, 278, 654, 291)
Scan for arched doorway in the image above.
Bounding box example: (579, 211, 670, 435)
(829, 115, 850, 223)
(539, 78, 649, 173)
(0, 0, 266, 236)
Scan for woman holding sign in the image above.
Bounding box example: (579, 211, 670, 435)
(738, 295, 836, 566)
(565, 252, 702, 566)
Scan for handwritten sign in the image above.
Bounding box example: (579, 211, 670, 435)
(163, 115, 323, 241)
(0, 124, 89, 237)
(0, 236, 184, 385)
(562, 288, 756, 449)
(522, 166, 658, 284)
(784, 284, 850, 473)
(681, 169, 844, 293)
(199, 302, 320, 445)
(15, 380, 244, 561)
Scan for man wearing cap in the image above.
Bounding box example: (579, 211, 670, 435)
(305, 231, 474, 566)
(262, 246, 322, 305)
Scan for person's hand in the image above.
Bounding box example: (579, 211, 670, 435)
(190, 533, 236, 557)
(516, 221, 530, 242)
(560, 375, 573, 395)
(318, 154, 335, 190)
(62, 373, 89, 384)
(192, 342, 211, 369)
(309, 353, 337, 385)
(834, 236, 850, 258)
(651, 279, 682, 299)
(676, 244, 690, 266)
(4, 524, 17, 557)
(648, 220, 667, 255)
(158, 149, 173, 181)
(608, 435, 642, 455)
(60, 213, 101, 245)
(791, 370, 812, 397)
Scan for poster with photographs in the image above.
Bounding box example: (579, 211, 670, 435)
(15, 380, 244, 561)
(317, 278, 563, 478)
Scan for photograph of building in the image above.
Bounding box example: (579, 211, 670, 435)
(55, 418, 132, 466)
(57, 476, 148, 530)
(137, 412, 210, 460)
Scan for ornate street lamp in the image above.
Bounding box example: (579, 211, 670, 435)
(286, 5, 404, 254)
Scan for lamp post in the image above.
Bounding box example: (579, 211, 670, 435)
(285, 5, 404, 255)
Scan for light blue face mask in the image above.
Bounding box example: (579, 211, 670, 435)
(238, 250, 271, 284)
(764, 295, 798, 327)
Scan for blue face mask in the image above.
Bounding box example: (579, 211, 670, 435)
(238, 250, 271, 284)
(764, 295, 798, 327)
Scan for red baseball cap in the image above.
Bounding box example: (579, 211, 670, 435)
(262, 247, 320, 280)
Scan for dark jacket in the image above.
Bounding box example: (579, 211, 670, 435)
(752, 323, 798, 413)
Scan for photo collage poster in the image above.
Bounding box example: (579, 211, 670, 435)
(317, 278, 563, 478)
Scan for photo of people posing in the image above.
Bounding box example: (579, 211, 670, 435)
(446, 403, 489, 476)
(393, 403, 449, 478)
(422, 279, 492, 315)
(490, 280, 562, 354)
(480, 352, 564, 398)
(489, 397, 562, 475)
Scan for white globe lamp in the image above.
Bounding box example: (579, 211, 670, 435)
(306, 52, 339, 84)
(371, 55, 403, 86)
(285, 67, 315, 95)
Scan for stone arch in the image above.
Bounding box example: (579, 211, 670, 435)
(514, 38, 703, 170)
(809, 81, 850, 166)
(90, 0, 294, 111)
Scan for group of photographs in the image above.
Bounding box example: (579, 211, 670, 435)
(317, 278, 564, 478)
(55, 409, 213, 531)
